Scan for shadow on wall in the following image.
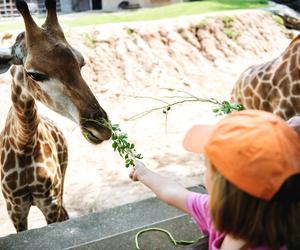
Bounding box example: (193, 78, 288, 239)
(118, 1, 141, 10)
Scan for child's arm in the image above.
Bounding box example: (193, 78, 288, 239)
(129, 160, 191, 213)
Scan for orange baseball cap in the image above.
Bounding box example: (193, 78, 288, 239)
(183, 110, 300, 200)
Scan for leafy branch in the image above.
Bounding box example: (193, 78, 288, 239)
(83, 89, 243, 169)
(111, 123, 143, 168)
(83, 118, 143, 168)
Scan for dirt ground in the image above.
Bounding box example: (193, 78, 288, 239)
(0, 10, 294, 237)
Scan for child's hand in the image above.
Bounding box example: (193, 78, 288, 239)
(129, 160, 147, 181)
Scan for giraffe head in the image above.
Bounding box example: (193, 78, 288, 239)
(271, 8, 300, 31)
(0, 0, 111, 144)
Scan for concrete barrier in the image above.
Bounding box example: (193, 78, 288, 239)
(0, 186, 206, 250)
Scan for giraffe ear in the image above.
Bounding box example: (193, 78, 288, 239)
(0, 32, 27, 74)
(0, 47, 13, 74)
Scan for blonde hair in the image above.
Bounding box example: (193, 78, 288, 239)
(208, 163, 300, 249)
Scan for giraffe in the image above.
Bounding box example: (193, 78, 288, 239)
(231, 20, 300, 120)
(0, 0, 111, 232)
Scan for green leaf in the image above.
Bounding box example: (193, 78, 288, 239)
(135, 153, 143, 159)
(112, 142, 118, 149)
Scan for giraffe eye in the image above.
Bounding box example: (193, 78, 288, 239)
(27, 72, 49, 82)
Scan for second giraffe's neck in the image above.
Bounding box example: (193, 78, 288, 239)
(8, 66, 40, 149)
(288, 35, 300, 56)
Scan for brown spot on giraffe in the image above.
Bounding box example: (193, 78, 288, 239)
(5, 139, 10, 151)
(34, 152, 43, 163)
(0, 150, 5, 165)
(269, 88, 281, 108)
(244, 86, 254, 98)
(251, 77, 259, 90)
(292, 42, 300, 53)
(36, 167, 48, 183)
(6, 178, 17, 191)
(5, 171, 18, 183)
(3, 150, 16, 172)
(262, 101, 273, 112)
(15, 198, 21, 205)
(19, 170, 27, 187)
(290, 54, 298, 71)
(13, 187, 29, 197)
(291, 69, 299, 82)
(292, 84, 300, 96)
(263, 73, 272, 81)
(17, 154, 26, 167)
(231, 34, 300, 119)
(43, 144, 52, 158)
(291, 97, 300, 111)
(256, 82, 272, 99)
(27, 167, 35, 184)
(7, 202, 12, 211)
(279, 77, 291, 97)
(51, 131, 58, 141)
(283, 49, 291, 60)
(253, 95, 261, 109)
(245, 98, 254, 108)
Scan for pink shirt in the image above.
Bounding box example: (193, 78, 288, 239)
(186, 192, 287, 250)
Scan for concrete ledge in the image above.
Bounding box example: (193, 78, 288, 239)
(0, 186, 206, 250)
(70, 215, 198, 250)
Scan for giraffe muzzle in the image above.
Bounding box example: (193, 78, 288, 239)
(81, 119, 112, 145)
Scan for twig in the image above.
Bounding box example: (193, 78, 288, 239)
(128, 89, 244, 121)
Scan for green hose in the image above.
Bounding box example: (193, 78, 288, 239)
(135, 227, 199, 249)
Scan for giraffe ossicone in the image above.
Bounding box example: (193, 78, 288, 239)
(0, 0, 111, 232)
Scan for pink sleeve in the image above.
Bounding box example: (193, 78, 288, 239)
(186, 192, 211, 235)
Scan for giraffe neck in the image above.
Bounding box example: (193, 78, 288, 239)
(288, 35, 300, 56)
(7, 66, 40, 149)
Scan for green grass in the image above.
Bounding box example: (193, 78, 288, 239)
(0, 18, 44, 32)
(0, 0, 268, 31)
(67, 1, 268, 27)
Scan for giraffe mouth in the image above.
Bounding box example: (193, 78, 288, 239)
(81, 119, 112, 145)
(82, 128, 104, 144)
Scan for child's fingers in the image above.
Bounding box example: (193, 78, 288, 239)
(129, 171, 133, 179)
(129, 168, 139, 181)
(129, 168, 134, 179)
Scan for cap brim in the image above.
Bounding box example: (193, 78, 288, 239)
(183, 125, 214, 153)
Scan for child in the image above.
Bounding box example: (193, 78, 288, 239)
(130, 110, 300, 250)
